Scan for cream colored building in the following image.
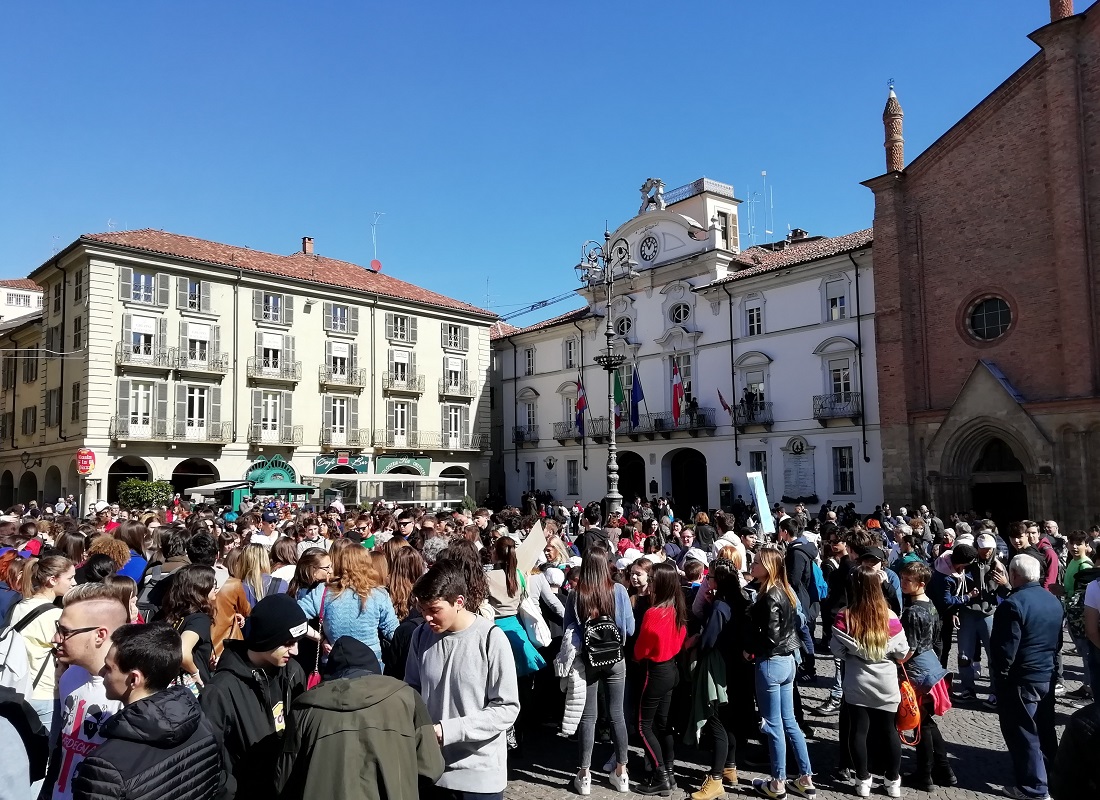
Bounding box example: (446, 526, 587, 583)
(0, 230, 494, 511)
(0, 279, 43, 322)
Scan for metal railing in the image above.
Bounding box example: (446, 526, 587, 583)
(320, 428, 369, 447)
(246, 357, 302, 381)
(171, 348, 229, 374)
(663, 177, 736, 205)
(438, 378, 477, 397)
(247, 423, 304, 445)
(110, 417, 231, 443)
(319, 366, 368, 387)
(512, 425, 539, 444)
(381, 372, 425, 392)
(115, 342, 171, 368)
(370, 429, 486, 450)
(813, 392, 862, 421)
(553, 420, 580, 440)
(734, 401, 774, 427)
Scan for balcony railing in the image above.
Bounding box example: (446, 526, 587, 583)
(813, 392, 862, 425)
(171, 348, 229, 374)
(438, 378, 477, 397)
(553, 420, 581, 441)
(381, 372, 426, 393)
(109, 417, 231, 443)
(320, 428, 369, 448)
(512, 425, 539, 445)
(587, 408, 718, 440)
(247, 422, 304, 446)
(319, 366, 367, 388)
(370, 429, 487, 450)
(115, 343, 171, 369)
(734, 401, 774, 430)
(246, 357, 302, 382)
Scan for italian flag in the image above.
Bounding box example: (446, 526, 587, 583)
(671, 362, 685, 425)
(613, 371, 626, 429)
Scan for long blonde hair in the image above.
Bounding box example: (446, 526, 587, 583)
(845, 565, 891, 662)
(754, 548, 797, 609)
(331, 546, 382, 610)
(233, 543, 271, 602)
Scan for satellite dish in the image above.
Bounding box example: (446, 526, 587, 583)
(370, 259, 382, 272)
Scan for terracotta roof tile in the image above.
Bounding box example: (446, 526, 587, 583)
(712, 228, 873, 284)
(0, 279, 42, 291)
(78, 229, 494, 318)
(503, 306, 592, 337)
(489, 321, 521, 341)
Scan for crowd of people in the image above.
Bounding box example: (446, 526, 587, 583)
(0, 494, 1097, 800)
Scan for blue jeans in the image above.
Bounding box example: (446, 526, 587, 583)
(995, 680, 1057, 798)
(957, 611, 994, 692)
(754, 654, 813, 781)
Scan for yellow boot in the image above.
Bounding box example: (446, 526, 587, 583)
(722, 767, 738, 787)
(691, 774, 726, 800)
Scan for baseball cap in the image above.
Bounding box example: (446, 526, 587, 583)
(858, 545, 888, 563)
(976, 533, 997, 550)
(261, 511, 278, 523)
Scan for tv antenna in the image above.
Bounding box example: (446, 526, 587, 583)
(371, 212, 385, 260)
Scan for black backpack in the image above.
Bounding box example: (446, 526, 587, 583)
(578, 589, 624, 670)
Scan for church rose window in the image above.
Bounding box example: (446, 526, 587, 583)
(968, 297, 1011, 341)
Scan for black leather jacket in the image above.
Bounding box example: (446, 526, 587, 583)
(747, 586, 800, 660)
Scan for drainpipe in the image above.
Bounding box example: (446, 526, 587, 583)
(509, 337, 518, 474)
(849, 251, 871, 463)
(56, 260, 68, 442)
(722, 283, 740, 465)
(232, 270, 242, 442)
(572, 319, 587, 471)
(369, 298, 376, 451)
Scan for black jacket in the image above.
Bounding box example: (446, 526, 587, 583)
(1052, 701, 1100, 800)
(383, 606, 424, 681)
(72, 686, 221, 800)
(747, 587, 800, 660)
(784, 538, 820, 610)
(200, 641, 306, 800)
(693, 524, 718, 550)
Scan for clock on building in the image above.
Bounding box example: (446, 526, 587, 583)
(639, 235, 659, 262)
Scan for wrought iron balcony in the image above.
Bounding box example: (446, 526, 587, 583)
(438, 378, 477, 397)
(319, 366, 367, 388)
(115, 342, 171, 369)
(381, 372, 425, 393)
(734, 401, 774, 431)
(320, 428, 369, 448)
(246, 357, 302, 382)
(553, 420, 581, 441)
(109, 416, 171, 441)
(512, 425, 539, 445)
(171, 348, 229, 374)
(172, 420, 232, 443)
(370, 429, 486, 450)
(247, 422, 304, 445)
(813, 392, 862, 425)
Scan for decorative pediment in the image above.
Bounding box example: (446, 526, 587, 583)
(654, 326, 702, 351)
(812, 336, 858, 356)
(556, 381, 578, 394)
(734, 350, 773, 368)
(516, 387, 540, 400)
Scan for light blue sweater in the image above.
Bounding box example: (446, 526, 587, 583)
(297, 584, 398, 669)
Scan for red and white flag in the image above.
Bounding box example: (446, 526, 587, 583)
(718, 388, 732, 415)
(671, 363, 685, 425)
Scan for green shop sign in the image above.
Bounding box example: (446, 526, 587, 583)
(375, 456, 432, 475)
(313, 454, 372, 474)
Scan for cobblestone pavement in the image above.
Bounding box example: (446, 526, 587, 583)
(504, 635, 1084, 800)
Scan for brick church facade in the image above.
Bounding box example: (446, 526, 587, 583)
(866, 0, 1100, 530)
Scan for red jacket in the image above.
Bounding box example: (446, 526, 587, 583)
(633, 605, 686, 663)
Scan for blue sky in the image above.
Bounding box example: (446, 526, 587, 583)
(0, 1, 1055, 322)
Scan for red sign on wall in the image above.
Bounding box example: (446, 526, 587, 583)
(76, 448, 96, 475)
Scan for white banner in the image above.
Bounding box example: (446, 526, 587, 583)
(515, 520, 547, 575)
(747, 472, 774, 534)
(188, 323, 210, 340)
(447, 357, 463, 372)
(131, 316, 156, 335)
(262, 332, 283, 349)
(331, 342, 349, 358)
(392, 350, 410, 363)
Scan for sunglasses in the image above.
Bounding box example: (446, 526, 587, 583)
(55, 622, 99, 640)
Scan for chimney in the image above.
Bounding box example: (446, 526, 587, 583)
(883, 86, 905, 173)
(1050, 0, 1074, 22)
(301, 236, 314, 255)
(790, 228, 809, 242)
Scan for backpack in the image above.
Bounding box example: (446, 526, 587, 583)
(896, 663, 922, 745)
(242, 575, 289, 607)
(811, 560, 829, 604)
(0, 603, 57, 697)
(1066, 567, 1100, 640)
(582, 615, 624, 669)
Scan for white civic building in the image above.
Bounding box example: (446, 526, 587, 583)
(491, 177, 881, 516)
(0, 230, 495, 510)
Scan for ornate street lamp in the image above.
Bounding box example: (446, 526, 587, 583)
(575, 231, 639, 520)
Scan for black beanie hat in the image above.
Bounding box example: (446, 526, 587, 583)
(323, 636, 382, 680)
(950, 543, 978, 566)
(244, 593, 308, 652)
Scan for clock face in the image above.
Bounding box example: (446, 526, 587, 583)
(639, 236, 659, 261)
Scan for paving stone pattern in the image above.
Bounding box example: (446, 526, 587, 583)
(503, 635, 1084, 800)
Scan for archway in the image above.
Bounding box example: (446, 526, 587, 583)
(43, 466, 62, 506)
(0, 471, 14, 510)
(107, 457, 152, 502)
(171, 458, 219, 496)
(969, 437, 1029, 533)
(327, 466, 357, 475)
(17, 472, 38, 506)
(664, 448, 708, 520)
(440, 466, 469, 479)
(388, 466, 419, 476)
(618, 451, 647, 506)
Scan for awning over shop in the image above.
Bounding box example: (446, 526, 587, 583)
(249, 481, 316, 493)
(187, 480, 251, 496)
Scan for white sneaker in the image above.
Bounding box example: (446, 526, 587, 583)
(855, 776, 872, 797)
(608, 766, 630, 793)
(574, 771, 592, 796)
(602, 754, 617, 773)
(884, 776, 902, 798)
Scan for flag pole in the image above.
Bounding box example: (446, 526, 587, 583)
(579, 369, 588, 471)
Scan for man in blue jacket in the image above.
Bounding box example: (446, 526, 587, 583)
(990, 553, 1063, 800)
